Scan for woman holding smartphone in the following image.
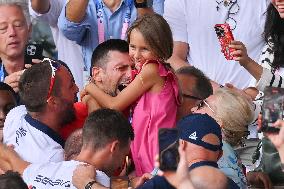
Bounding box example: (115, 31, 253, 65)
(230, 0, 284, 91)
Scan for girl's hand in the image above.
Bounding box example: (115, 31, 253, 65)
(229, 40, 251, 67)
(80, 88, 88, 101)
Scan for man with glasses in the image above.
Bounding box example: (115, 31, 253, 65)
(0, 0, 31, 93)
(3, 59, 79, 163)
(164, 0, 269, 89)
(176, 66, 213, 121)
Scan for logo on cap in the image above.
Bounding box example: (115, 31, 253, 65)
(189, 131, 198, 140)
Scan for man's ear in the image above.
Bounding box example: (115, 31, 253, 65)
(92, 67, 103, 82)
(110, 140, 119, 153)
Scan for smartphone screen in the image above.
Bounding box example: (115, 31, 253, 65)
(214, 23, 235, 60)
(261, 87, 284, 133)
(110, 176, 129, 189)
(159, 128, 179, 171)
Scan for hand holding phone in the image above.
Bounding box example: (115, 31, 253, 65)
(159, 128, 179, 171)
(214, 24, 235, 60)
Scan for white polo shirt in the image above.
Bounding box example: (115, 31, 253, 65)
(3, 105, 64, 163)
(23, 160, 110, 189)
(164, 0, 269, 89)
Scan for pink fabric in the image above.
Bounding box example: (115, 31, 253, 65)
(131, 61, 180, 176)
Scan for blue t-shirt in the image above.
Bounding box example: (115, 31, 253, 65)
(138, 175, 175, 189)
(138, 161, 240, 189)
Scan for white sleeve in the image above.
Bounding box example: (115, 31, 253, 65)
(3, 105, 26, 145)
(29, 0, 64, 27)
(163, 0, 188, 43)
(95, 171, 110, 187)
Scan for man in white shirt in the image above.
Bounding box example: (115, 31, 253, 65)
(0, 108, 134, 189)
(164, 0, 269, 89)
(3, 59, 79, 163)
(29, 0, 85, 90)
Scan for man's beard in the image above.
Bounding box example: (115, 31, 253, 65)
(59, 99, 76, 126)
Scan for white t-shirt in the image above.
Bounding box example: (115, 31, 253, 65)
(23, 160, 110, 189)
(29, 0, 84, 90)
(3, 105, 64, 163)
(163, 0, 269, 89)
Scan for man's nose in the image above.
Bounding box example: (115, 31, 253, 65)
(7, 25, 16, 37)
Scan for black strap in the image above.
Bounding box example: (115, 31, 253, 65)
(85, 180, 97, 189)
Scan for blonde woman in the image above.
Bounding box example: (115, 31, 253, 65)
(192, 87, 254, 189)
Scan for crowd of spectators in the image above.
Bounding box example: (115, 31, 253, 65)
(1, 0, 284, 189)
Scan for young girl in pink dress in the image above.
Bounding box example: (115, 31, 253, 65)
(83, 14, 180, 176)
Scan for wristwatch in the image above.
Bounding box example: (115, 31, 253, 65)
(85, 180, 96, 189)
(134, 0, 153, 8)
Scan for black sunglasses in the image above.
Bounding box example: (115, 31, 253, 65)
(182, 93, 202, 101)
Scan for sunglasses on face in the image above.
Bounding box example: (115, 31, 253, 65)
(182, 93, 202, 101)
(196, 100, 215, 113)
(42, 58, 61, 100)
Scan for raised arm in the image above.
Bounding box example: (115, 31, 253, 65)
(230, 40, 263, 81)
(30, 0, 50, 14)
(84, 63, 160, 111)
(66, 0, 89, 23)
(167, 41, 190, 71)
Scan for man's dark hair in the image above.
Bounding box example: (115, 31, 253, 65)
(90, 39, 129, 75)
(82, 108, 134, 150)
(176, 66, 213, 99)
(0, 82, 17, 101)
(0, 171, 28, 189)
(19, 60, 61, 112)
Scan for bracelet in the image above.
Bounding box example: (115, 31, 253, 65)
(85, 180, 96, 189)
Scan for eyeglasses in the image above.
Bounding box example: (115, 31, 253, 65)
(197, 100, 215, 113)
(42, 58, 61, 100)
(182, 93, 202, 101)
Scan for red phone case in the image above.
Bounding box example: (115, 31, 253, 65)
(214, 24, 235, 60)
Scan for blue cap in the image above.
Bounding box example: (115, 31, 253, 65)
(177, 113, 222, 151)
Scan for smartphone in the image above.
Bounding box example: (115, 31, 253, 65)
(214, 23, 235, 60)
(159, 128, 179, 171)
(261, 87, 284, 133)
(24, 43, 44, 64)
(110, 176, 129, 189)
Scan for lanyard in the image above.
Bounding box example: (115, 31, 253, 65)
(0, 64, 4, 82)
(96, 0, 132, 44)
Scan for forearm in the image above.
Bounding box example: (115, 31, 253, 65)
(167, 55, 189, 71)
(31, 0, 50, 14)
(240, 58, 263, 81)
(136, 7, 154, 17)
(66, 0, 89, 23)
(86, 84, 123, 111)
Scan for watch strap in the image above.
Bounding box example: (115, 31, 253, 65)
(85, 180, 96, 189)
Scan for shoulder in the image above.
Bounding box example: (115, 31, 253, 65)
(138, 176, 175, 189)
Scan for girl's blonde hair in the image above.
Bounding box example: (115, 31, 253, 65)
(127, 14, 173, 61)
(211, 88, 254, 146)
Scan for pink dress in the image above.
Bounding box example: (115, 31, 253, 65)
(131, 61, 180, 176)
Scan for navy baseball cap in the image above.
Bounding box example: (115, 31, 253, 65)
(177, 113, 222, 151)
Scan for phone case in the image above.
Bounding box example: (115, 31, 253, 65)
(214, 24, 235, 60)
(261, 87, 284, 133)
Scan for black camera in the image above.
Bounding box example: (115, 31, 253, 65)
(261, 87, 284, 133)
(159, 128, 179, 171)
